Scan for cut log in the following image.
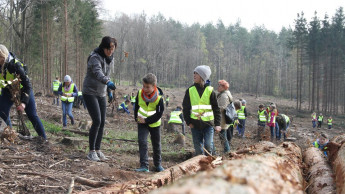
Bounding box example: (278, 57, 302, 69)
(303, 147, 336, 194)
(151, 142, 304, 194)
(79, 155, 213, 193)
(331, 134, 345, 194)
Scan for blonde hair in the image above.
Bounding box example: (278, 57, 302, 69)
(0, 44, 9, 61)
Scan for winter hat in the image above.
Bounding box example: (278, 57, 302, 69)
(242, 99, 246, 105)
(64, 75, 71, 82)
(194, 65, 211, 82)
(0, 44, 9, 61)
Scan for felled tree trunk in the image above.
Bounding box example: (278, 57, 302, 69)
(331, 134, 345, 194)
(80, 155, 215, 194)
(151, 142, 304, 194)
(304, 147, 335, 194)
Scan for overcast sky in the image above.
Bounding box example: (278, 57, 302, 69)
(100, 0, 344, 32)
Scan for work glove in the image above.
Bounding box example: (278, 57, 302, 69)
(108, 91, 113, 102)
(106, 81, 116, 90)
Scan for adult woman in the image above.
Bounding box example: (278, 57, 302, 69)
(0, 44, 47, 140)
(83, 36, 117, 161)
(58, 75, 78, 128)
(216, 80, 233, 153)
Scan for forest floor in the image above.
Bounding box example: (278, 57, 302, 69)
(0, 86, 344, 193)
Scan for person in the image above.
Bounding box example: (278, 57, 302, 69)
(216, 80, 233, 153)
(118, 99, 131, 114)
(317, 113, 323, 128)
(0, 44, 47, 140)
(327, 116, 333, 129)
(313, 133, 329, 156)
(82, 36, 117, 161)
(134, 73, 165, 172)
(58, 75, 78, 128)
(311, 112, 317, 128)
(168, 106, 185, 135)
(130, 92, 136, 106)
(165, 95, 170, 107)
(276, 114, 290, 141)
(257, 104, 268, 141)
(182, 65, 221, 156)
(52, 76, 61, 106)
(267, 104, 278, 141)
(227, 100, 241, 143)
(236, 99, 247, 138)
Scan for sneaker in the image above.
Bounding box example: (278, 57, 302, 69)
(87, 151, 100, 162)
(135, 167, 149, 172)
(155, 166, 164, 172)
(96, 151, 107, 160)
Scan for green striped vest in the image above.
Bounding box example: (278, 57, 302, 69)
(168, 111, 183, 124)
(328, 119, 332, 125)
(237, 106, 246, 120)
(61, 83, 75, 102)
(258, 110, 266, 122)
(137, 89, 162, 128)
(52, 80, 61, 91)
(130, 95, 136, 103)
(282, 114, 290, 123)
(189, 86, 214, 121)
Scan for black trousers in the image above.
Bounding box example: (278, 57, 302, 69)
(138, 125, 161, 168)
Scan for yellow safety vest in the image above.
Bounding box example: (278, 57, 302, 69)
(318, 116, 323, 122)
(189, 86, 214, 121)
(118, 102, 129, 109)
(268, 111, 276, 124)
(237, 106, 246, 120)
(52, 80, 60, 91)
(130, 96, 136, 103)
(168, 111, 183, 124)
(137, 90, 162, 128)
(282, 114, 290, 123)
(61, 83, 75, 103)
(328, 119, 332, 125)
(258, 110, 267, 122)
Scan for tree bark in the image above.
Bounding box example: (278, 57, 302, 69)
(331, 134, 345, 194)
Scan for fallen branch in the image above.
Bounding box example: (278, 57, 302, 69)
(49, 159, 66, 168)
(75, 176, 112, 188)
(18, 171, 59, 181)
(67, 177, 74, 194)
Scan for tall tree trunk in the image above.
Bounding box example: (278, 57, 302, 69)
(64, 0, 68, 76)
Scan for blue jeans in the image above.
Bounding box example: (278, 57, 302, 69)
(328, 125, 332, 129)
(61, 101, 74, 127)
(237, 119, 246, 137)
(269, 126, 275, 140)
(191, 126, 214, 155)
(219, 129, 230, 153)
(0, 90, 46, 139)
(312, 120, 316, 128)
(275, 124, 280, 139)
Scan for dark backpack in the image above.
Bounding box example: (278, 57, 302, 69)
(225, 102, 237, 124)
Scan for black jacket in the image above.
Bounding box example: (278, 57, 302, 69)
(1, 52, 31, 105)
(182, 83, 221, 129)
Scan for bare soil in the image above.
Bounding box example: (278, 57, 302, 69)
(0, 86, 343, 193)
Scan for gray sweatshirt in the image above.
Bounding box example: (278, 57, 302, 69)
(82, 51, 113, 97)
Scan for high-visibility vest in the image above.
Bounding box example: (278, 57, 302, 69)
(78, 91, 82, 96)
(61, 83, 75, 103)
(312, 114, 316, 120)
(52, 80, 61, 91)
(0, 58, 25, 89)
(137, 89, 162, 128)
(166, 97, 170, 102)
(328, 119, 332, 125)
(258, 110, 267, 122)
(281, 114, 290, 123)
(130, 96, 136, 103)
(189, 86, 214, 121)
(268, 111, 276, 124)
(118, 102, 128, 109)
(168, 111, 183, 124)
(318, 116, 323, 122)
(237, 106, 246, 120)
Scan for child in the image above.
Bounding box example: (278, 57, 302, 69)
(313, 133, 329, 156)
(228, 100, 242, 142)
(311, 112, 317, 128)
(130, 92, 136, 106)
(267, 104, 277, 141)
(276, 114, 290, 141)
(327, 116, 333, 129)
(182, 65, 221, 156)
(168, 106, 185, 135)
(317, 113, 323, 128)
(134, 73, 164, 172)
(236, 99, 247, 138)
(118, 99, 131, 114)
(165, 95, 170, 107)
(257, 104, 268, 141)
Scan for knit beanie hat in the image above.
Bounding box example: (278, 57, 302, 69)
(0, 44, 9, 61)
(194, 65, 211, 82)
(64, 75, 71, 82)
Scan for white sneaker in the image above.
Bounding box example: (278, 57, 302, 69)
(96, 151, 107, 160)
(87, 151, 100, 161)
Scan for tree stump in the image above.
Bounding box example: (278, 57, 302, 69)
(61, 137, 84, 147)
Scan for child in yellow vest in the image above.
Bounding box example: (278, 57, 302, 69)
(134, 73, 164, 172)
(327, 116, 333, 129)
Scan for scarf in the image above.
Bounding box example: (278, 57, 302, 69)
(141, 87, 159, 103)
(94, 47, 113, 64)
(64, 82, 73, 92)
